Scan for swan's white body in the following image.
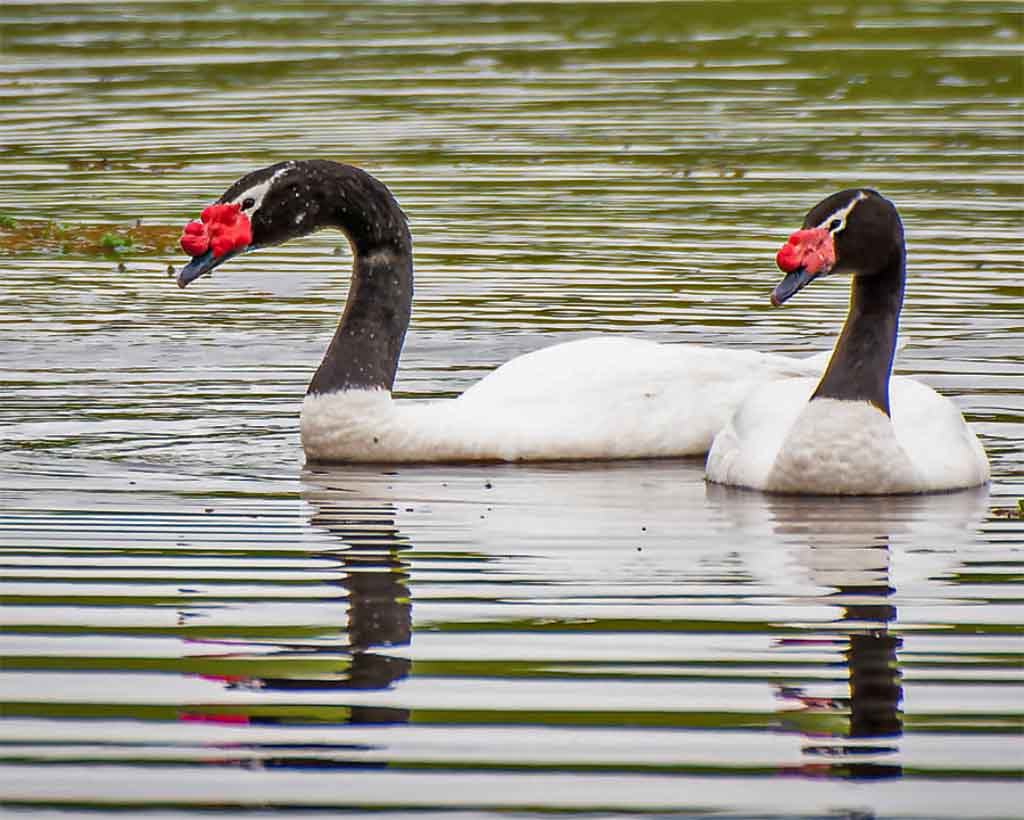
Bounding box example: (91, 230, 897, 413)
(301, 337, 830, 463)
(706, 376, 990, 494)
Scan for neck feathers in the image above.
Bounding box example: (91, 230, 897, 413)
(811, 251, 905, 415)
(306, 164, 414, 396)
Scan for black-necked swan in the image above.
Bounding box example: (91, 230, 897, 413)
(706, 188, 990, 494)
(176, 159, 828, 463)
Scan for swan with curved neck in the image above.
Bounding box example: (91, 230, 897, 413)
(177, 159, 830, 463)
(706, 189, 990, 494)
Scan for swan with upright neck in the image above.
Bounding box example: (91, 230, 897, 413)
(177, 159, 828, 463)
(706, 189, 989, 494)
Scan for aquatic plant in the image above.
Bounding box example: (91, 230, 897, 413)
(0, 218, 179, 258)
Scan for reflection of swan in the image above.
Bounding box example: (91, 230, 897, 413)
(776, 538, 904, 780)
(305, 498, 412, 725)
(183, 491, 413, 728)
(176, 159, 829, 463)
(303, 459, 710, 556)
(707, 188, 989, 494)
(704, 484, 989, 586)
(706, 485, 988, 780)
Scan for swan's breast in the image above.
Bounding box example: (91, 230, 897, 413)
(300, 389, 407, 462)
(766, 399, 919, 494)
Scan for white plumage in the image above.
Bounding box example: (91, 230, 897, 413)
(706, 375, 990, 494)
(301, 337, 830, 463)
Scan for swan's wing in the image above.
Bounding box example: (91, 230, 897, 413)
(453, 338, 827, 458)
(890, 377, 990, 490)
(459, 337, 823, 405)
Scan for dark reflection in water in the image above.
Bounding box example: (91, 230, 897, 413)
(845, 585, 902, 744)
(309, 496, 411, 726)
(778, 540, 904, 781)
(184, 493, 412, 738)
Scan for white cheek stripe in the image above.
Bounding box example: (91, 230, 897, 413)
(816, 190, 867, 234)
(230, 162, 295, 214)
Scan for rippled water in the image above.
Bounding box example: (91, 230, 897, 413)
(1, 1, 1022, 817)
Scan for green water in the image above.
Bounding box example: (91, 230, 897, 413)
(1, 2, 1022, 817)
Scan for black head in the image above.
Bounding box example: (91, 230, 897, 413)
(176, 161, 306, 287)
(176, 160, 408, 288)
(803, 188, 904, 278)
(220, 160, 317, 248)
(773, 189, 905, 306)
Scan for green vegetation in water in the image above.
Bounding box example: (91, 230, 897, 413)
(0, 218, 179, 259)
(99, 232, 133, 252)
(992, 499, 1024, 520)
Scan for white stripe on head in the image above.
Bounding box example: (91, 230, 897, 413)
(230, 162, 295, 215)
(816, 190, 867, 234)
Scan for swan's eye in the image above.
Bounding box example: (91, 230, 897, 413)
(828, 219, 842, 232)
(241, 197, 256, 210)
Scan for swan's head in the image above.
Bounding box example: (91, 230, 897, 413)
(772, 188, 903, 306)
(175, 160, 409, 288)
(176, 161, 310, 288)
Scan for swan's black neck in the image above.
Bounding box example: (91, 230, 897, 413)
(302, 163, 413, 396)
(811, 251, 905, 415)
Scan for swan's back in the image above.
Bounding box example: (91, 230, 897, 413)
(303, 338, 826, 463)
(455, 337, 824, 459)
